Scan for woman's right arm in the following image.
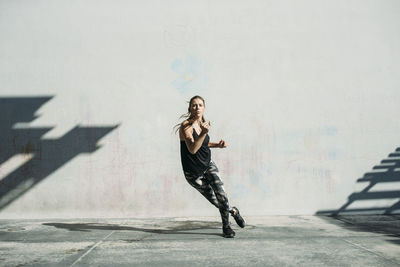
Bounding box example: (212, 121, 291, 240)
(180, 121, 208, 154)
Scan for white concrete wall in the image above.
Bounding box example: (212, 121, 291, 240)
(1, 0, 399, 218)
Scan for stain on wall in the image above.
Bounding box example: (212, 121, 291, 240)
(171, 54, 207, 95)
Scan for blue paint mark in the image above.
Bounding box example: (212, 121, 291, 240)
(171, 54, 207, 95)
(247, 164, 271, 196)
(323, 126, 338, 136)
(328, 151, 337, 160)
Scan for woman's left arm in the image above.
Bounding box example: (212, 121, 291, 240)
(208, 140, 227, 148)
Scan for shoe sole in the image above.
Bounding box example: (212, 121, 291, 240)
(222, 234, 235, 238)
(231, 207, 245, 228)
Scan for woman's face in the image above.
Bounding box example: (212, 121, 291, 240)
(190, 98, 205, 119)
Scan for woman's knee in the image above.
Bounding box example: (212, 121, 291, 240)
(184, 172, 207, 189)
(216, 192, 229, 208)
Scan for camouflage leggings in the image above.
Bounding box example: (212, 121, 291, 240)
(184, 160, 231, 226)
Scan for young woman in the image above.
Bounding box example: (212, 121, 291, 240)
(176, 95, 245, 238)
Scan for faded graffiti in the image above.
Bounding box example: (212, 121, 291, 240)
(171, 54, 207, 95)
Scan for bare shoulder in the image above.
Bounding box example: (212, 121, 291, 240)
(179, 120, 193, 140)
(181, 120, 190, 127)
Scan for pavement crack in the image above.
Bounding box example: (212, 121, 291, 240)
(69, 230, 115, 266)
(342, 238, 400, 266)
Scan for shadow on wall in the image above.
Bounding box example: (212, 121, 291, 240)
(317, 147, 400, 216)
(316, 148, 400, 246)
(0, 96, 119, 210)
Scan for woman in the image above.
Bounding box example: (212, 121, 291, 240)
(176, 95, 245, 238)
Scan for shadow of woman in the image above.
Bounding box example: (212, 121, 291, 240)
(43, 220, 223, 237)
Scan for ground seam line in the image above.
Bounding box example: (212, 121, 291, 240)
(70, 230, 115, 267)
(342, 238, 400, 266)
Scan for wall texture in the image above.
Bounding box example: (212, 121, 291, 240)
(1, 0, 399, 218)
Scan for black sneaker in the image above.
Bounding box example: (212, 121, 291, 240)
(222, 225, 235, 238)
(230, 207, 245, 228)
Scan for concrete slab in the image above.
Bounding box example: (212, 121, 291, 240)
(0, 216, 399, 266)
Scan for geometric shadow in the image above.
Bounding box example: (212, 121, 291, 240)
(317, 147, 400, 216)
(0, 96, 119, 210)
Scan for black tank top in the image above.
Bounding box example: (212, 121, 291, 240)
(180, 126, 211, 176)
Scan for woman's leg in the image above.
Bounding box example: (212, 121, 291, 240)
(184, 172, 220, 209)
(184, 163, 238, 237)
(203, 161, 231, 227)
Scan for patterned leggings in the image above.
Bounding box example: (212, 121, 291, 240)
(184, 160, 231, 226)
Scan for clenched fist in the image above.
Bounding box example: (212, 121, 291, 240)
(200, 121, 210, 134)
(218, 139, 227, 148)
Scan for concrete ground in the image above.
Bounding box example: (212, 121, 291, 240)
(0, 215, 399, 267)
